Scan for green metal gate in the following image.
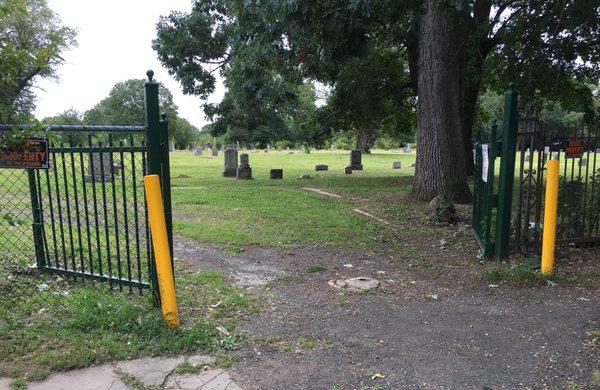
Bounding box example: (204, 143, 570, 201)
(473, 86, 600, 260)
(472, 86, 519, 261)
(0, 71, 172, 294)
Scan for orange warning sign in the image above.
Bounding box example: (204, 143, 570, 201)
(565, 139, 584, 158)
(0, 138, 49, 169)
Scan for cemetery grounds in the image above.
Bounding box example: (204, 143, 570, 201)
(1, 149, 599, 388)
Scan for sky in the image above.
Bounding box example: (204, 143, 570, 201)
(33, 0, 224, 129)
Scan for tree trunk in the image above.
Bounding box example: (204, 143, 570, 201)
(412, 0, 472, 204)
(355, 128, 371, 154)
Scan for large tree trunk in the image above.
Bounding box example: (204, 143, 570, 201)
(412, 0, 472, 204)
(355, 128, 371, 154)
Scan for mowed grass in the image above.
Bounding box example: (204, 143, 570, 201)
(169, 149, 426, 250)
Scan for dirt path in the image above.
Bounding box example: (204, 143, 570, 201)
(174, 238, 600, 389)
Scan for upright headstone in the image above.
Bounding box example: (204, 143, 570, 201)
(169, 143, 175, 152)
(237, 153, 252, 179)
(344, 166, 353, 174)
(350, 150, 363, 170)
(270, 169, 283, 179)
(212, 148, 219, 157)
(403, 144, 412, 153)
(315, 164, 328, 171)
(223, 148, 238, 177)
(392, 161, 401, 169)
(194, 148, 203, 156)
(86, 152, 114, 182)
(204, 142, 212, 151)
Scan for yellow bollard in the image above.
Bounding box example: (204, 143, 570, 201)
(144, 174, 180, 327)
(541, 157, 560, 275)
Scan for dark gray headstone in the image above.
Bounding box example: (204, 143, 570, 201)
(86, 152, 115, 182)
(194, 148, 203, 155)
(237, 153, 252, 179)
(392, 161, 401, 169)
(270, 169, 283, 179)
(350, 150, 363, 170)
(344, 166, 353, 174)
(315, 164, 328, 171)
(223, 148, 238, 177)
(212, 148, 219, 157)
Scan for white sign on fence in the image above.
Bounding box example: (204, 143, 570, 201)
(481, 144, 490, 182)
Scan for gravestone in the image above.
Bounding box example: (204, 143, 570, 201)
(194, 148, 203, 156)
(204, 142, 212, 151)
(392, 161, 401, 169)
(580, 158, 587, 167)
(188, 144, 196, 151)
(212, 148, 219, 157)
(403, 144, 412, 153)
(344, 166, 353, 174)
(237, 153, 252, 179)
(85, 152, 114, 182)
(264, 149, 269, 153)
(315, 164, 328, 171)
(350, 150, 363, 170)
(270, 169, 283, 179)
(169, 143, 175, 152)
(223, 148, 238, 177)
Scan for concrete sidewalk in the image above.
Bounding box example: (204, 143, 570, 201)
(0, 355, 240, 390)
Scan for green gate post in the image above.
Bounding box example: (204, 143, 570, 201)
(27, 169, 46, 268)
(159, 114, 173, 261)
(483, 124, 498, 258)
(144, 70, 163, 304)
(495, 86, 519, 261)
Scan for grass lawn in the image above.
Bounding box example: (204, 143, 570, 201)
(1, 148, 598, 382)
(168, 149, 428, 251)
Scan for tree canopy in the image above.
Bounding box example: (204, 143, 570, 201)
(153, 0, 599, 201)
(0, 0, 76, 123)
(82, 78, 198, 148)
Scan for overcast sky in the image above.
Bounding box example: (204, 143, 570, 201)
(33, 0, 224, 129)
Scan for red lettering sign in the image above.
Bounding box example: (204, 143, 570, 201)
(0, 139, 49, 169)
(565, 139, 584, 158)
